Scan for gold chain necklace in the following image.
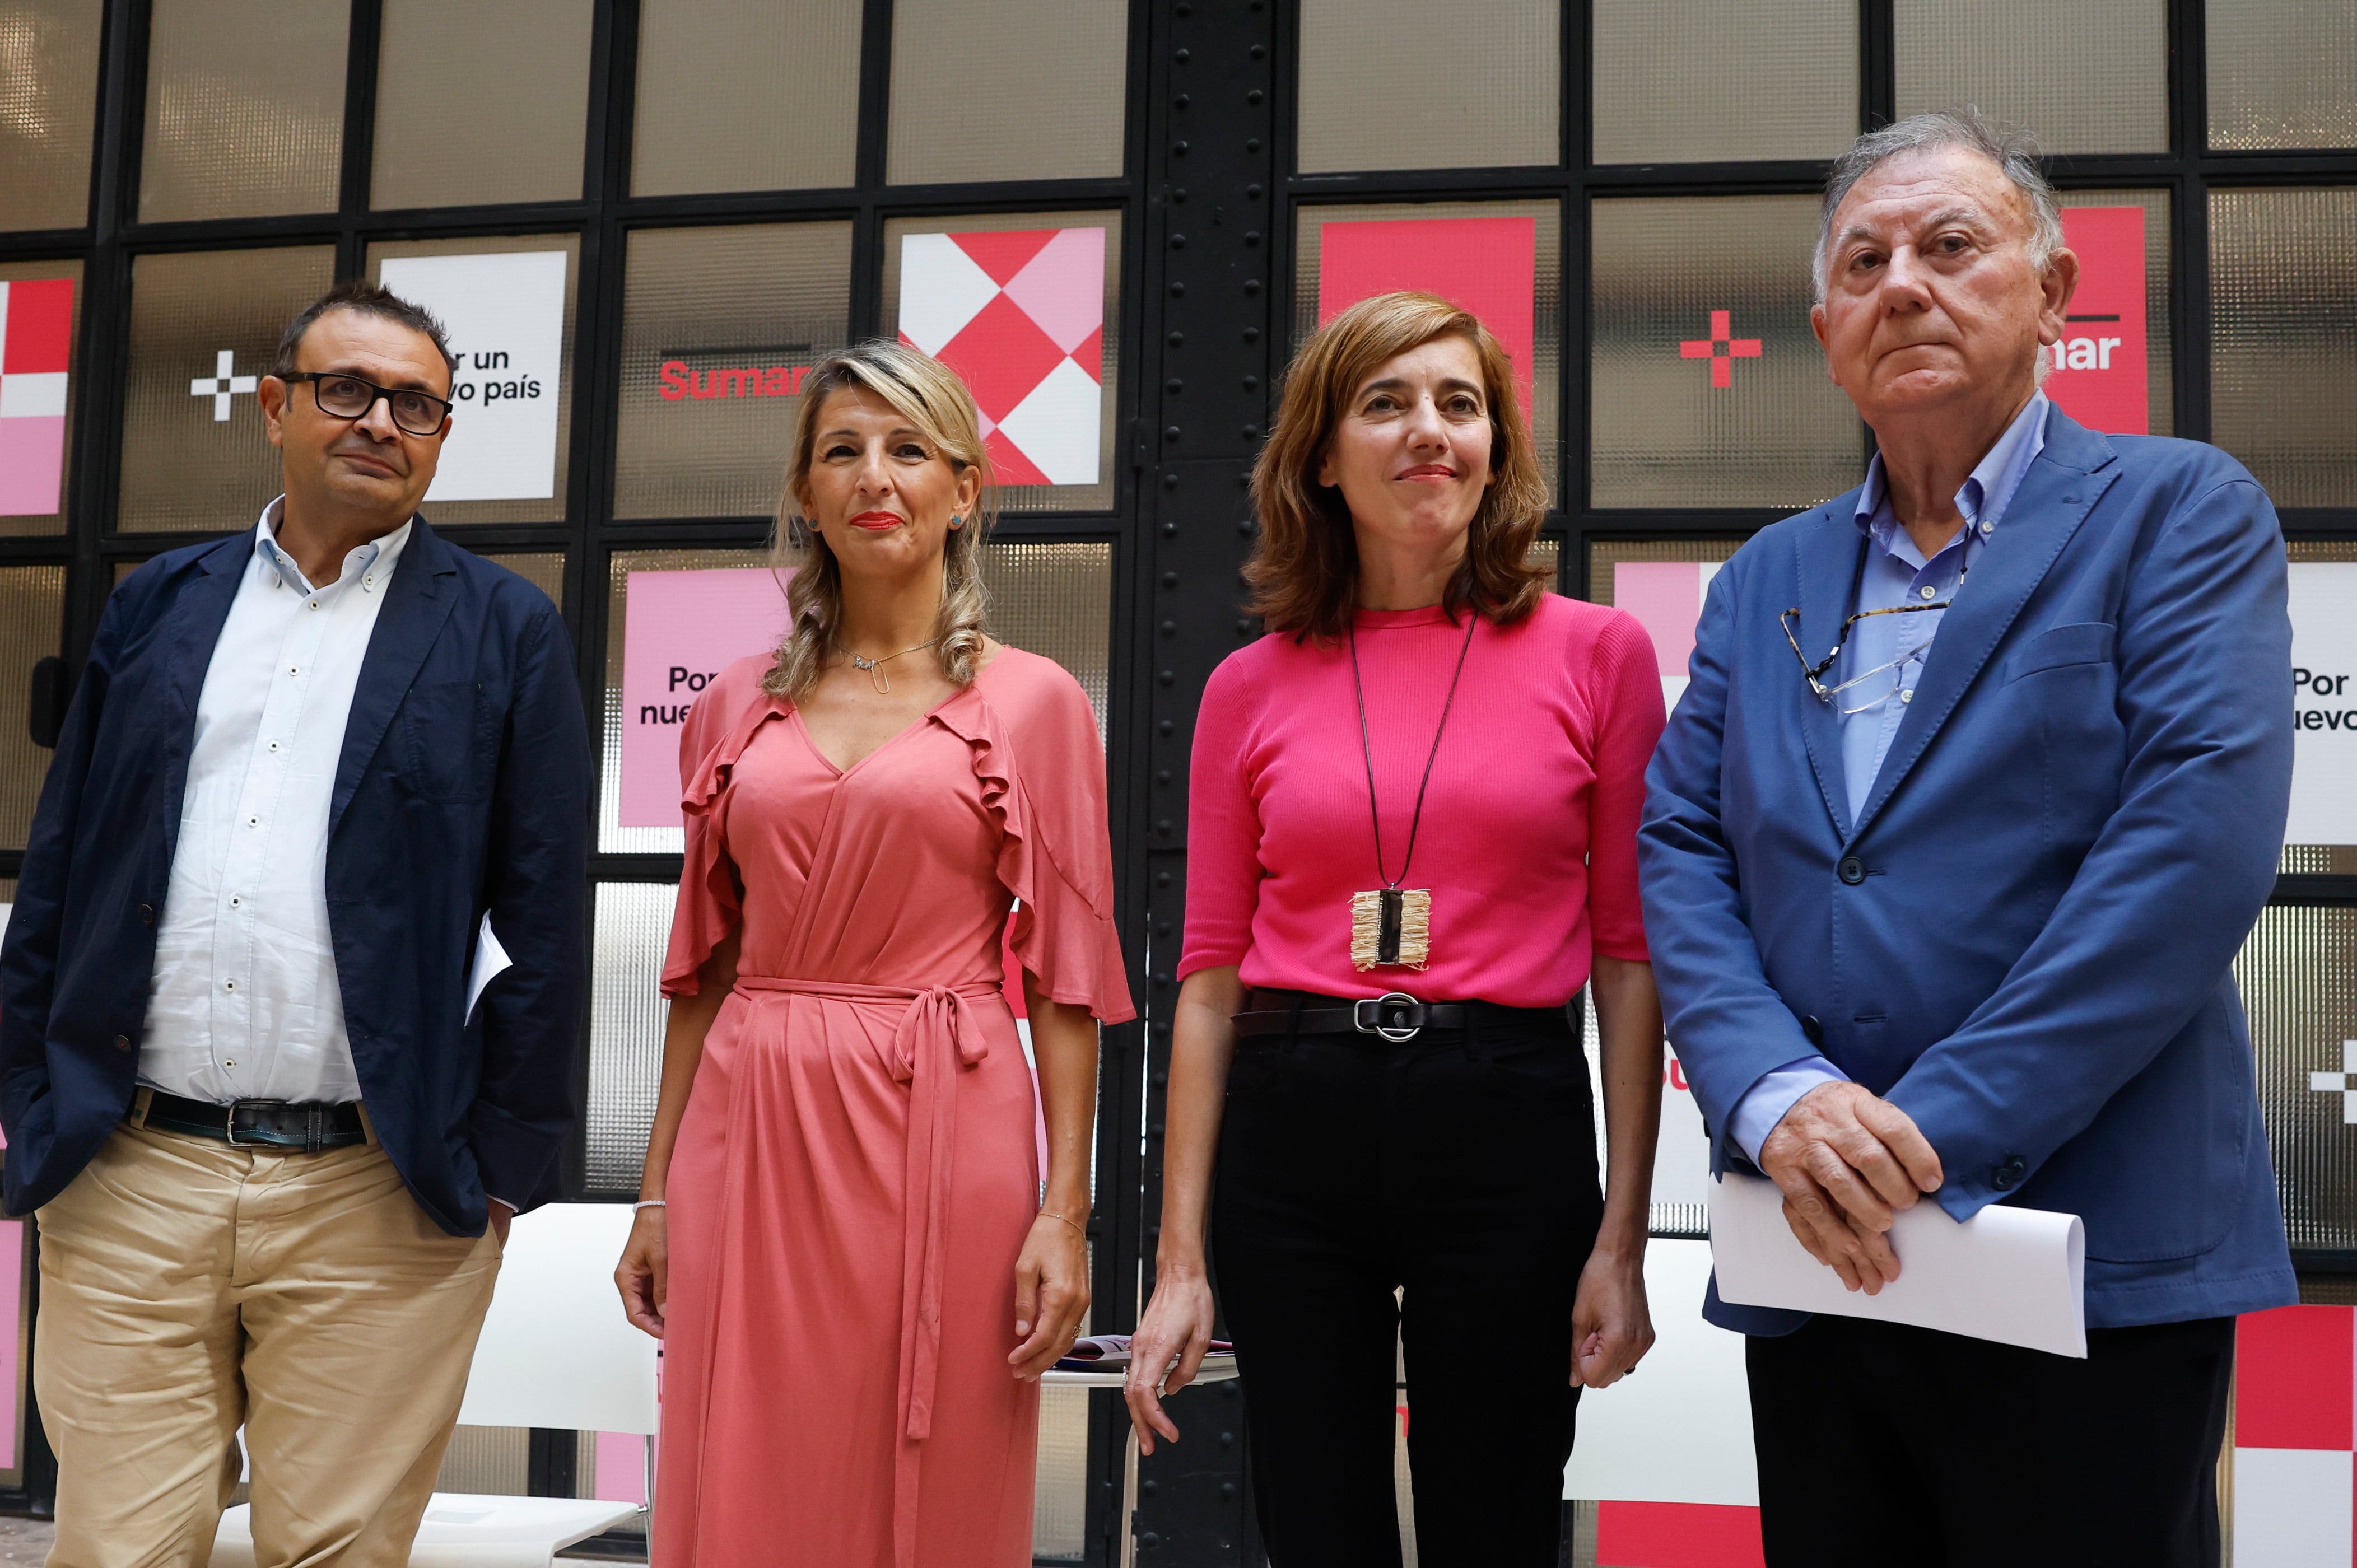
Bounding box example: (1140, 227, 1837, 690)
(833, 636, 938, 694)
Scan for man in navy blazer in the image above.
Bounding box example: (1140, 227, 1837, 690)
(1641, 111, 2291, 1566)
(0, 282, 589, 1564)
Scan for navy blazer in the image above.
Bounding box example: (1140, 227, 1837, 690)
(0, 520, 590, 1236)
(1641, 409, 2298, 1332)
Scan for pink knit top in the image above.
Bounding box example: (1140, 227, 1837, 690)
(1180, 594, 1665, 1008)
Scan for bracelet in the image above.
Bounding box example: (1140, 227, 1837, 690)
(633, 1199, 667, 1212)
(1038, 1208, 1088, 1237)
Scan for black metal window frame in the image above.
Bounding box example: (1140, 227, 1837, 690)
(5, 0, 2356, 1556)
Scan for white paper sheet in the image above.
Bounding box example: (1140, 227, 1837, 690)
(1709, 1170, 2087, 1358)
(465, 914, 511, 1024)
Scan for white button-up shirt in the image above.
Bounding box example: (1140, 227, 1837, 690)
(139, 499, 412, 1104)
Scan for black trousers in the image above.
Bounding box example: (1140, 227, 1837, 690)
(1747, 1313, 2235, 1567)
(1210, 1005, 1603, 1568)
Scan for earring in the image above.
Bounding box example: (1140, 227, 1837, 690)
(948, 515, 963, 529)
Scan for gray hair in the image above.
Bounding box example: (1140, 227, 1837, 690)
(1815, 108, 2065, 305)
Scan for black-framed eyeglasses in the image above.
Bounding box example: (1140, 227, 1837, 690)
(281, 372, 452, 437)
(1781, 600, 1953, 708)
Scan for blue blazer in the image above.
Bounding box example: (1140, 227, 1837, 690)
(1640, 409, 2298, 1333)
(0, 520, 590, 1236)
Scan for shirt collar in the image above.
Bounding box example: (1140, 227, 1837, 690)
(253, 496, 415, 596)
(1854, 392, 2051, 541)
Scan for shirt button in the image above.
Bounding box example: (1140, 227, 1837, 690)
(1919, 585, 1937, 600)
(229, 896, 241, 908)
(247, 816, 258, 827)
(223, 1060, 235, 1071)
(223, 980, 235, 991)
(287, 666, 299, 676)
(267, 741, 279, 752)
(1900, 689, 1913, 703)
(1980, 521, 1993, 534)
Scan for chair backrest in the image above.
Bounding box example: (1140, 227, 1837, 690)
(454, 1203, 658, 1435)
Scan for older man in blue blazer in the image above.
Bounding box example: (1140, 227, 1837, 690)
(1641, 110, 2292, 1567)
(0, 281, 590, 1566)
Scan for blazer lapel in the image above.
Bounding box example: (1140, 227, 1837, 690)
(154, 533, 257, 867)
(331, 518, 460, 834)
(1787, 498, 1865, 839)
(1849, 410, 2122, 838)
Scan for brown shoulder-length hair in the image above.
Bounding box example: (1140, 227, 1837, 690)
(1246, 291, 1550, 640)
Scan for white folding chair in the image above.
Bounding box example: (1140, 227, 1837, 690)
(214, 1203, 659, 1567)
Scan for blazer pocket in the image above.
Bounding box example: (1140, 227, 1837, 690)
(398, 680, 498, 800)
(2005, 621, 2115, 682)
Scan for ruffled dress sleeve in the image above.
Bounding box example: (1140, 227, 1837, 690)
(661, 656, 780, 997)
(948, 654, 1136, 1024)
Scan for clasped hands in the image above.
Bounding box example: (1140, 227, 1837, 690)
(1758, 1081, 1943, 1293)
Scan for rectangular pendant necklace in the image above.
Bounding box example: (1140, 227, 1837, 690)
(1347, 613, 1476, 974)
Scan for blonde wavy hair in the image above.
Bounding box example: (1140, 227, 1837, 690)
(1248, 291, 1550, 640)
(765, 340, 997, 701)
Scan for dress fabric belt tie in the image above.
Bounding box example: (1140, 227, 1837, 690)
(731, 974, 998, 1568)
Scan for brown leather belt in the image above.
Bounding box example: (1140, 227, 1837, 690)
(142, 1091, 367, 1152)
(1231, 988, 1574, 1043)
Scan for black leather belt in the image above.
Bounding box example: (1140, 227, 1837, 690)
(142, 1091, 367, 1152)
(1231, 989, 1572, 1043)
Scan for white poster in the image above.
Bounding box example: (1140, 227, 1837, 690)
(2288, 562, 2357, 846)
(376, 251, 566, 503)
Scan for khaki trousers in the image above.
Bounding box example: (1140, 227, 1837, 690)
(34, 1116, 502, 1568)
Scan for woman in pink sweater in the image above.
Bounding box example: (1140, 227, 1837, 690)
(1123, 292, 1667, 1565)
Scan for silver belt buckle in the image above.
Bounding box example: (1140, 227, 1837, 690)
(1353, 992, 1426, 1042)
(224, 1100, 254, 1147)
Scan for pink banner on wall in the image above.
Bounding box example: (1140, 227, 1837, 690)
(2044, 206, 2148, 436)
(0, 277, 73, 517)
(1316, 217, 1538, 421)
(617, 568, 790, 828)
(1613, 560, 1721, 712)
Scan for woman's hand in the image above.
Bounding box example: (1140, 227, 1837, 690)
(1009, 1214, 1091, 1381)
(1123, 1269, 1219, 1454)
(615, 1207, 669, 1340)
(1571, 1244, 1653, 1388)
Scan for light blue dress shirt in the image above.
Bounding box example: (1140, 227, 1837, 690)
(1726, 394, 2052, 1164)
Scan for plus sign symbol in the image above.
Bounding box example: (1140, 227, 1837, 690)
(1679, 310, 1763, 389)
(189, 349, 258, 421)
(2309, 1040, 2357, 1123)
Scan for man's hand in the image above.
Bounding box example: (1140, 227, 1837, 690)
(1759, 1081, 1942, 1294)
(489, 1199, 514, 1249)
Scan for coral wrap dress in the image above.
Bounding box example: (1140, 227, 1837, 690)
(652, 648, 1134, 1568)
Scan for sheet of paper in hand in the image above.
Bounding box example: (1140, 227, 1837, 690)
(1709, 1170, 2086, 1358)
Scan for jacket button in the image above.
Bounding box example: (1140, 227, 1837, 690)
(112, 1034, 131, 1052)
(138, 903, 155, 925)
(1992, 1154, 2028, 1190)
(1801, 1015, 1824, 1044)
(1838, 856, 1866, 885)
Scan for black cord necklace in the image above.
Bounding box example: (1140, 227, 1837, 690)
(1347, 609, 1478, 970)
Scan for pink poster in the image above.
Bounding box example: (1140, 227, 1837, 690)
(617, 568, 790, 828)
(0, 277, 73, 517)
(1614, 559, 1721, 712)
(1316, 217, 1538, 421)
(897, 227, 1106, 487)
(2045, 207, 2148, 436)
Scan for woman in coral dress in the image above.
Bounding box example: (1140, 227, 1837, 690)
(614, 341, 1133, 1568)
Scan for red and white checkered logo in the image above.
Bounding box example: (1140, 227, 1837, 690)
(2236, 1305, 2357, 1565)
(0, 278, 73, 516)
(896, 227, 1105, 487)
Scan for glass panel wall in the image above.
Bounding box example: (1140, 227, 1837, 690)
(370, 0, 593, 210)
(1894, 0, 2167, 156)
(613, 222, 854, 520)
(1296, 0, 1556, 172)
(886, 0, 1126, 184)
(2211, 188, 2357, 508)
(118, 246, 338, 533)
(1589, 194, 1859, 509)
(0, 0, 103, 231)
(139, 0, 349, 222)
(2208, 0, 2357, 152)
(0, 565, 65, 851)
(1590, 0, 1855, 166)
(632, 0, 863, 194)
